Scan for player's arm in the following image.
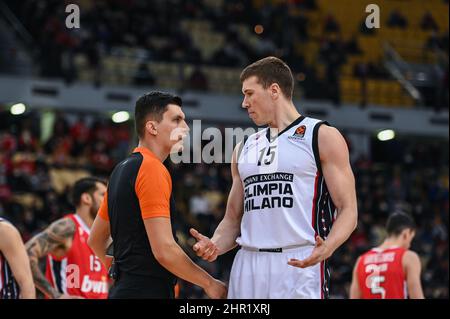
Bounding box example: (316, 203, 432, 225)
(319, 125, 358, 256)
(25, 218, 75, 299)
(210, 143, 244, 254)
(403, 250, 425, 299)
(0, 222, 36, 299)
(88, 192, 113, 269)
(349, 257, 362, 299)
(288, 125, 357, 268)
(144, 217, 226, 299)
(190, 143, 244, 261)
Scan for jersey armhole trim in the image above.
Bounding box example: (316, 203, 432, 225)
(237, 135, 249, 160)
(312, 121, 330, 175)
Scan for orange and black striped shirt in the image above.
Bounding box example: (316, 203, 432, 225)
(98, 147, 176, 281)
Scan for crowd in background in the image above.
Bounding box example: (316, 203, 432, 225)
(0, 110, 447, 298)
(2, 0, 448, 109)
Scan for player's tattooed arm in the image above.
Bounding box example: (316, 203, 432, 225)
(25, 218, 75, 299)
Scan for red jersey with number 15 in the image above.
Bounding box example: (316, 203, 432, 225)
(45, 214, 109, 299)
(356, 247, 407, 299)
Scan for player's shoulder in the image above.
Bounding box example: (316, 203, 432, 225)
(403, 249, 421, 262)
(0, 217, 9, 227)
(0, 219, 18, 235)
(0, 220, 21, 247)
(246, 128, 268, 144)
(316, 120, 341, 138)
(46, 216, 76, 236)
(234, 128, 267, 156)
(316, 120, 347, 156)
(302, 117, 342, 145)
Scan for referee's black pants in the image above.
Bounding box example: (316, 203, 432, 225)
(108, 272, 175, 299)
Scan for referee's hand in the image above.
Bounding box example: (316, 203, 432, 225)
(190, 228, 219, 262)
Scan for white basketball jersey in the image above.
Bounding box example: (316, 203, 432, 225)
(236, 116, 336, 249)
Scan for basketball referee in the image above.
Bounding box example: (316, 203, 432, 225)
(88, 92, 227, 299)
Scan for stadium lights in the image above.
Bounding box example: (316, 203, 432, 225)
(296, 73, 306, 82)
(112, 111, 130, 123)
(254, 24, 264, 34)
(377, 129, 396, 141)
(10, 103, 26, 115)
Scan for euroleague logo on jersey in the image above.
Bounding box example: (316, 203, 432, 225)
(288, 125, 307, 141)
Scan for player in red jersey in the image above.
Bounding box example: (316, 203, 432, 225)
(26, 177, 109, 299)
(350, 212, 424, 299)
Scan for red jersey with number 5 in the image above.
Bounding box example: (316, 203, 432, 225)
(357, 247, 407, 299)
(45, 214, 109, 299)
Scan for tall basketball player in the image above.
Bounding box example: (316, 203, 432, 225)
(350, 212, 424, 299)
(0, 217, 35, 299)
(26, 177, 109, 299)
(190, 56, 358, 298)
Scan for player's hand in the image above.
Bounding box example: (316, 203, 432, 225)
(57, 293, 85, 299)
(287, 236, 332, 268)
(190, 228, 219, 262)
(204, 279, 227, 299)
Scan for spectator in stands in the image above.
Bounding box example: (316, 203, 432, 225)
(290, 10, 309, 40)
(254, 32, 278, 58)
(320, 35, 346, 105)
(360, 18, 376, 35)
(133, 62, 156, 86)
(345, 35, 362, 55)
(353, 62, 369, 107)
(421, 11, 439, 31)
(187, 67, 209, 91)
(324, 13, 340, 33)
(293, 0, 317, 10)
(426, 31, 444, 51)
(387, 9, 408, 28)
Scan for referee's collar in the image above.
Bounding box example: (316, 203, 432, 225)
(133, 146, 158, 160)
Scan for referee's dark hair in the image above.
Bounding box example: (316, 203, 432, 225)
(386, 212, 416, 237)
(135, 91, 182, 138)
(71, 177, 107, 207)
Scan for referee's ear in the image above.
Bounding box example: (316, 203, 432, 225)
(146, 121, 158, 136)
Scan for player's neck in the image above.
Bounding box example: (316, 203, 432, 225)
(378, 238, 403, 250)
(138, 139, 168, 162)
(76, 209, 94, 229)
(268, 101, 301, 132)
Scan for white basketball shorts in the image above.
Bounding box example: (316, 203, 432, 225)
(228, 245, 326, 299)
